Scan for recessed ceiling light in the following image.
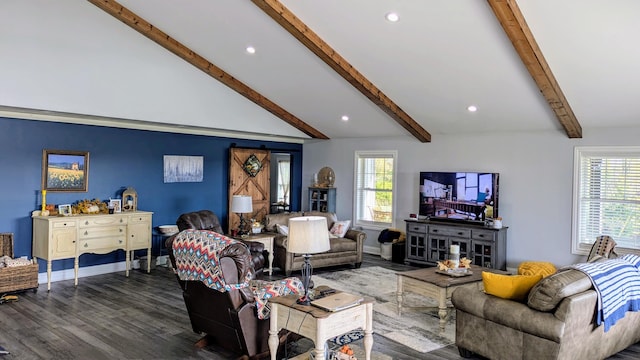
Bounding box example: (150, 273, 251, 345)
(341, 115, 349, 121)
(245, 46, 256, 54)
(467, 105, 478, 112)
(385, 12, 399, 22)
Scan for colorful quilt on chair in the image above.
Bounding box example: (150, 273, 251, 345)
(172, 229, 253, 292)
(250, 278, 305, 319)
(172, 229, 303, 319)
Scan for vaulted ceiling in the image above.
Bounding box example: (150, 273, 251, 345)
(2, 1, 639, 143)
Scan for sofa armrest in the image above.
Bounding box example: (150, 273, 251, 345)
(344, 229, 365, 242)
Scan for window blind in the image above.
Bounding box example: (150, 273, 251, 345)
(575, 147, 640, 250)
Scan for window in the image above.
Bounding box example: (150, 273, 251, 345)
(276, 159, 290, 205)
(573, 146, 640, 254)
(354, 150, 397, 228)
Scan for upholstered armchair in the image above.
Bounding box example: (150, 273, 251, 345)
(167, 229, 303, 359)
(176, 210, 266, 275)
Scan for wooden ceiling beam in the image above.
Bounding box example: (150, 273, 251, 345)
(88, 0, 328, 140)
(252, 0, 432, 143)
(487, 0, 582, 138)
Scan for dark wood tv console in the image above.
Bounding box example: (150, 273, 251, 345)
(405, 219, 507, 270)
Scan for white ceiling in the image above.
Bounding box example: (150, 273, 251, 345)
(2, 1, 640, 142)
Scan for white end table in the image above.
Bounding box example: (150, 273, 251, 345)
(237, 233, 275, 276)
(268, 292, 374, 360)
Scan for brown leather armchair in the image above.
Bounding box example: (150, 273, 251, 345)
(166, 230, 273, 359)
(176, 210, 266, 274)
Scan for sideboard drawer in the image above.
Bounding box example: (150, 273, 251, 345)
(79, 226, 126, 240)
(407, 223, 427, 233)
(78, 236, 125, 252)
(79, 216, 127, 227)
(129, 215, 151, 223)
(52, 220, 77, 228)
(429, 226, 471, 238)
(471, 229, 496, 241)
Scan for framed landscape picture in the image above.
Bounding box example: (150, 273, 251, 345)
(42, 149, 89, 192)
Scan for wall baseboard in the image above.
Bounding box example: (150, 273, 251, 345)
(38, 261, 128, 284)
(364, 245, 381, 255)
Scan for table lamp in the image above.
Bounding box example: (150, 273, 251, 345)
(231, 195, 253, 236)
(287, 216, 331, 305)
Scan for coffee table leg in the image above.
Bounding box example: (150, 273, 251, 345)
(268, 304, 279, 360)
(364, 302, 373, 360)
(438, 289, 447, 332)
(396, 275, 404, 316)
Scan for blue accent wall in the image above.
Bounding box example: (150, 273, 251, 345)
(0, 117, 303, 272)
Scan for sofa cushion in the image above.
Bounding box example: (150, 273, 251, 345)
(527, 269, 593, 311)
(276, 224, 289, 235)
(329, 237, 357, 252)
(329, 220, 351, 238)
(264, 212, 303, 232)
(482, 272, 543, 301)
(518, 261, 557, 278)
(303, 211, 338, 229)
(275, 236, 355, 253)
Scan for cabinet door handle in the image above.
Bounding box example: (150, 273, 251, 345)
(84, 243, 88, 248)
(120, 219, 123, 223)
(85, 221, 89, 225)
(84, 231, 88, 236)
(119, 240, 123, 244)
(432, 229, 438, 233)
(478, 234, 485, 238)
(119, 229, 123, 232)
(457, 232, 464, 236)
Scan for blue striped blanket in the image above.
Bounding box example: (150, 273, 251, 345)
(571, 254, 640, 332)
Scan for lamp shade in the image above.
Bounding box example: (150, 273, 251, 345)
(231, 195, 253, 213)
(287, 216, 331, 254)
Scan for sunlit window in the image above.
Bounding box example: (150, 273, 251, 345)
(277, 159, 290, 205)
(573, 146, 640, 253)
(354, 151, 397, 229)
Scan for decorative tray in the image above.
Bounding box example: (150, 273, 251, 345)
(435, 269, 473, 277)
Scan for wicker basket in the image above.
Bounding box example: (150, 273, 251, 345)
(0, 233, 39, 294)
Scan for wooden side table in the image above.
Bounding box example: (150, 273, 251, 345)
(268, 293, 374, 360)
(231, 233, 275, 276)
(245, 233, 274, 276)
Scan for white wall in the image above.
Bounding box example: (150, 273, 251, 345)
(302, 126, 640, 268)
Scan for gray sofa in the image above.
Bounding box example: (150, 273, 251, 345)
(263, 211, 365, 276)
(451, 267, 640, 360)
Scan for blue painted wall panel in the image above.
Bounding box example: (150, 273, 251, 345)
(0, 117, 302, 272)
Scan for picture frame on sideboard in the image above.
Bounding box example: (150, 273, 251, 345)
(109, 199, 122, 213)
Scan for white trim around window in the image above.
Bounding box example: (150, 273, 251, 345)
(572, 146, 640, 255)
(353, 150, 397, 230)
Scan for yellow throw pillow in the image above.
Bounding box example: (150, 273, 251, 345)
(482, 272, 543, 301)
(517, 261, 557, 278)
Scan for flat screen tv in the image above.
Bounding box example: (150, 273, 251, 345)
(419, 171, 499, 221)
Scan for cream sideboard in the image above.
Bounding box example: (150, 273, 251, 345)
(32, 211, 153, 291)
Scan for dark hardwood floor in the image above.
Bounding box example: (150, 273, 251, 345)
(0, 254, 639, 359)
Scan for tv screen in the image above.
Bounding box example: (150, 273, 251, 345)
(419, 172, 499, 221)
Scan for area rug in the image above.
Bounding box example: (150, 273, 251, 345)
(312, 266, 455, 353)
(287, 337, 392, 360)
